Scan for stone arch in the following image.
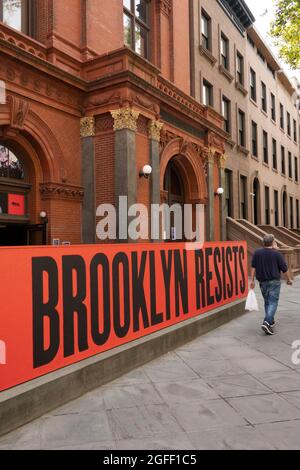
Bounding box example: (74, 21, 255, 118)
(0, 105, 66, 182)
(160, 138, 208, 203)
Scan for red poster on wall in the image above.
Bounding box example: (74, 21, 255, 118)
(8, 194, 25, 216)
(0, 241, 247, 392)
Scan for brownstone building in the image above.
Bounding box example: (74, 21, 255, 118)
(0, 0, 299, 248)
(0, 0, 229, 246)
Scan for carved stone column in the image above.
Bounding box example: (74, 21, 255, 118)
(111, 107, 140, 242)
(80, 116, 95, 243)
(149, 120, 163, 242)
(218, 154, 227, 241)
(206, 148, 215, 241)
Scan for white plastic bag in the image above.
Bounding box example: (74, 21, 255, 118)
(245, 289, 259, 311)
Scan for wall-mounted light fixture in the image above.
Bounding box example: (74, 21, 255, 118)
(139, 164, 152, 179)
(215, 187, 224, 196)
(40, 211, 48, 245)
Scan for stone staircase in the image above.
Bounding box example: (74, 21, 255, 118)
(227, 218, 299, 278)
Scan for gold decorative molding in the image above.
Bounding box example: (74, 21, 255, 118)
(148, 120, 164, 142)
(208, 148, 215, 165)
(219, 154, 228, 169)
(80, 116, 95, 137)
(110, 107, 140, 132)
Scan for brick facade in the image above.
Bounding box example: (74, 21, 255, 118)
(3, 0, 293, 245)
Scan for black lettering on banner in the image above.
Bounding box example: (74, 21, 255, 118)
(32, 257, 60, 368)
(90, 253, 111, 346)
(222, 246, 227, 301)
(149, 251, 163, 325)
(174, 250, 189, 317)
(160, 250, 173, 321)
(214, 247, 223, 302)
(239, 246, 246, 294)
(132, 251, 150, 333)
(195, 249, 206, 309)
(232, 246, 239, 295)
(112, 253, 130, 338)
(205, 247, 215, 306)
(226, 247, 233, 298)
(63, 256, 88, 358)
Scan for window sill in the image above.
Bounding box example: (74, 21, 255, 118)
(287, 134, 292, 140)
(289, 177, 293, 182)
(226, 137, 235, 148)
(237, 145, 249, 156)
(249, 98, 258, 108)
(271, 118, 276, 126)
(263, 162, 269, 168)
(280, 127, 285, 134)
(272, 168, 278, 173)
(235, 81, 248, 96)
(199, 45, 217, 66)
(251, 155, 259, 161)
(219, 64, 234, 83)
(261, 109, 268, 118)
(281, 173, 287, 178)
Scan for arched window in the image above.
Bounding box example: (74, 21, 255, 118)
(0, 145, 24, 180)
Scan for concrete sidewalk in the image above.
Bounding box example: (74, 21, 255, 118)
(1, 278, 300, 450)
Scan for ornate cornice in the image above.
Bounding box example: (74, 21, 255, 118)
(40, 183, 84, 202)
(148, 120, 164, 142)
(80, 116, 95, 137)
(157, 0, 172, 16)
(110, 107, 140, 132)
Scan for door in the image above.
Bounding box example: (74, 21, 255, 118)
(163, 160, 185, 241)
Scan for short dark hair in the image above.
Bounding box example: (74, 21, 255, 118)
(263, 234, 275, 247)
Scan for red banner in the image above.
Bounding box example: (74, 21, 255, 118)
(0, 241, 247, 392)
(8, 194, 25, 216)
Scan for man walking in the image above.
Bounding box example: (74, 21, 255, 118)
(250, 234, 293, 335)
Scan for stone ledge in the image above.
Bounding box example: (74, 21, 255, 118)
(0, 298, 246, 437)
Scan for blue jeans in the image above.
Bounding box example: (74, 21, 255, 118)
(259, 280, 281, 325)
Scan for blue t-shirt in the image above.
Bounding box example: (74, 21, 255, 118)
(251, 248, 288, 282)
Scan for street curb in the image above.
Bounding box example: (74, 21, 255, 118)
(0, 298, 246, 437)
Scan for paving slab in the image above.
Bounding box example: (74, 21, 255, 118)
(1, 277, 300, 449)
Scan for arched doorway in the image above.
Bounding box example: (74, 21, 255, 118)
(282, 190, 288, 228)
(0, 143, 45, 246)
(160, 139, 208, 243)
(163, 158, 185, 241)
(253, 177, 260, 225)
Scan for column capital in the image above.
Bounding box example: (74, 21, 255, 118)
(208, 148, 215, 164)
(148, 120, 164, 142)
(218, 154, 228, 169)
(80, 117, 95, 137)
(110, 107, 140, 132)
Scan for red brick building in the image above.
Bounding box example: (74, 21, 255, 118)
(0, 0, 235, 246)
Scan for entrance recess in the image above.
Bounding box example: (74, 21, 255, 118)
(163, 159, 185, 241)
(253, 177, 260, 226)
(0, 143, 45, 246)
(282, 190, 288, 228)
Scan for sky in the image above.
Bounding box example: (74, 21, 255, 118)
(246, 0, 300, 81)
